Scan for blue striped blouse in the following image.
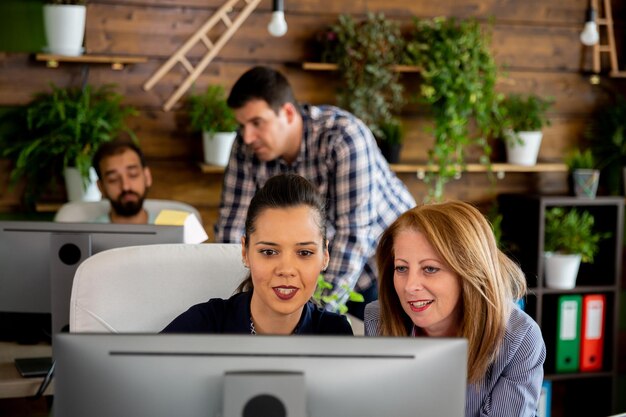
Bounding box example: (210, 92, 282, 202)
(364, 301, 546, 417)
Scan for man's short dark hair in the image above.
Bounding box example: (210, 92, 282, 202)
(227, 66, 298, 113)
(92, 140, 146, 180)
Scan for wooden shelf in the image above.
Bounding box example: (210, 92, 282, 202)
(35, 202, 63, 213)
(302, 62, 421, 73)
(35, 53, 147, 70)
(200, 162, 567, 176)
(199, 163, 227, 174)
(390, 162, 567, 174)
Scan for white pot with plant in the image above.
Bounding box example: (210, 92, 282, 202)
(543, 207, 609, 289)
(63, 166, 101, 201)
(187, 85, 238, 167)
(0, 84, 137, 206)
(499, 94, 553, 166)
(43, 0, 86, 56)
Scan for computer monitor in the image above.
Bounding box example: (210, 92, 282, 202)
(0, 221, 184, 337)
(54, 333, 467, 417)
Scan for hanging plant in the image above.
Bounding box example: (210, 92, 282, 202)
(404, 17, 499, 201)
(324, 13, 405, 139)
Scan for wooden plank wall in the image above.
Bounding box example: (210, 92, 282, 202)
(1, 0, 626, 239)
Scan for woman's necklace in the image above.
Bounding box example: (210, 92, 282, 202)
(249, 316, 299, 335)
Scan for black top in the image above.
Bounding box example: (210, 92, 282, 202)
(161, 291, 354, 335)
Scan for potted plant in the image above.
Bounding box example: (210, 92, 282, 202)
(543, 207, 609, 289)
(322, 13, 405, 160)
(377, 117, 404, 164)
(564, 148, 600, 198)
(499, 93, 553, 166)
(587, 93, 626, 195)
(187, 85, 238, 167)
(313, 274, 364, 315)
(43, 0, 86, 56)
(0, 83, 137, 207)
(403, 17, 499, 201)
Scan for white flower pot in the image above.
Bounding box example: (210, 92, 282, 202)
(43, 4, 86, 56)
(64, 167, 101, 202)
(202, 131, 236, 166)
(543, 252, 582, 289)
(504, 130, 543, 166)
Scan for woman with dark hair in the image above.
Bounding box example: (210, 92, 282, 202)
(365, 200, 545, 417)
(163, 173, 353, 335)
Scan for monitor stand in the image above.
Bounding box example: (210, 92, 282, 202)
(223, 371, 306, 417)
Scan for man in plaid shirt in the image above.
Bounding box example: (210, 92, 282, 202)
(215, 66, 415, 319)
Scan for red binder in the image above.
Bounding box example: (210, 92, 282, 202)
(580, 294, 605, 372)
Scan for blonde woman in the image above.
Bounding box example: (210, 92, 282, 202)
(365, 200, 545, 417)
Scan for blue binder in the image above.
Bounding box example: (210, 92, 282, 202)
(538, 380, 551, 417)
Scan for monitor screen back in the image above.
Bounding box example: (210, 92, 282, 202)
(54, 333, 468, 417)
(0, 221, 184, 314)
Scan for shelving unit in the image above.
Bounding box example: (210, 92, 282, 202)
(35, 54, 147, 70)
(498, 195, 623, 416)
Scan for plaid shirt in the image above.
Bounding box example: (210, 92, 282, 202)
(215, 105, 415, 307)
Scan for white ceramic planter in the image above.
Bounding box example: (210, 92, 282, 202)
(543, 252, 582, 289)
(64, 167, 101, 202)
(43, 4, 86, 56)
(504, 130, 543, 166)
(202, 131, 236, 166)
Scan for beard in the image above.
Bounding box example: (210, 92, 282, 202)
(110, 191, 147, 217)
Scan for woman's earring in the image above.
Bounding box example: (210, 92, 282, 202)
(242, 259, 249, 268)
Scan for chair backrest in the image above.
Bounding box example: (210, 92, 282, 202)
(54, 199, 202, 223)
(69, 243, 247, 333)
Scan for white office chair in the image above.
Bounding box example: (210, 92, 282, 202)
(69, 243, 364, 334)
(69, 243, 247, 333)
(54, 199, 202, 223)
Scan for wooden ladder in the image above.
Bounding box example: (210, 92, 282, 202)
(143, 0, 262, 111)
(592, 0, 626, 77)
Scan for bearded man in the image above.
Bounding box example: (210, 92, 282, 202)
(93, 140, 153, 224)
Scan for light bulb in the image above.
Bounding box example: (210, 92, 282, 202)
(580, 6, 599, 46)
(580, 21, 599, 46)
(267, 11, 288, 37)
(267, 0, 287, 37)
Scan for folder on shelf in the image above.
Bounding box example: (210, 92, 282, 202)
(537, 380, 551, 417)
(580, 294, 606, 372)
(555, 294, 582, 373)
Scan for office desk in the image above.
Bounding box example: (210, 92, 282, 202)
(0, 342, 52, 398)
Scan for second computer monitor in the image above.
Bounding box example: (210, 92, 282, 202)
(0, 221, 184, 335)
